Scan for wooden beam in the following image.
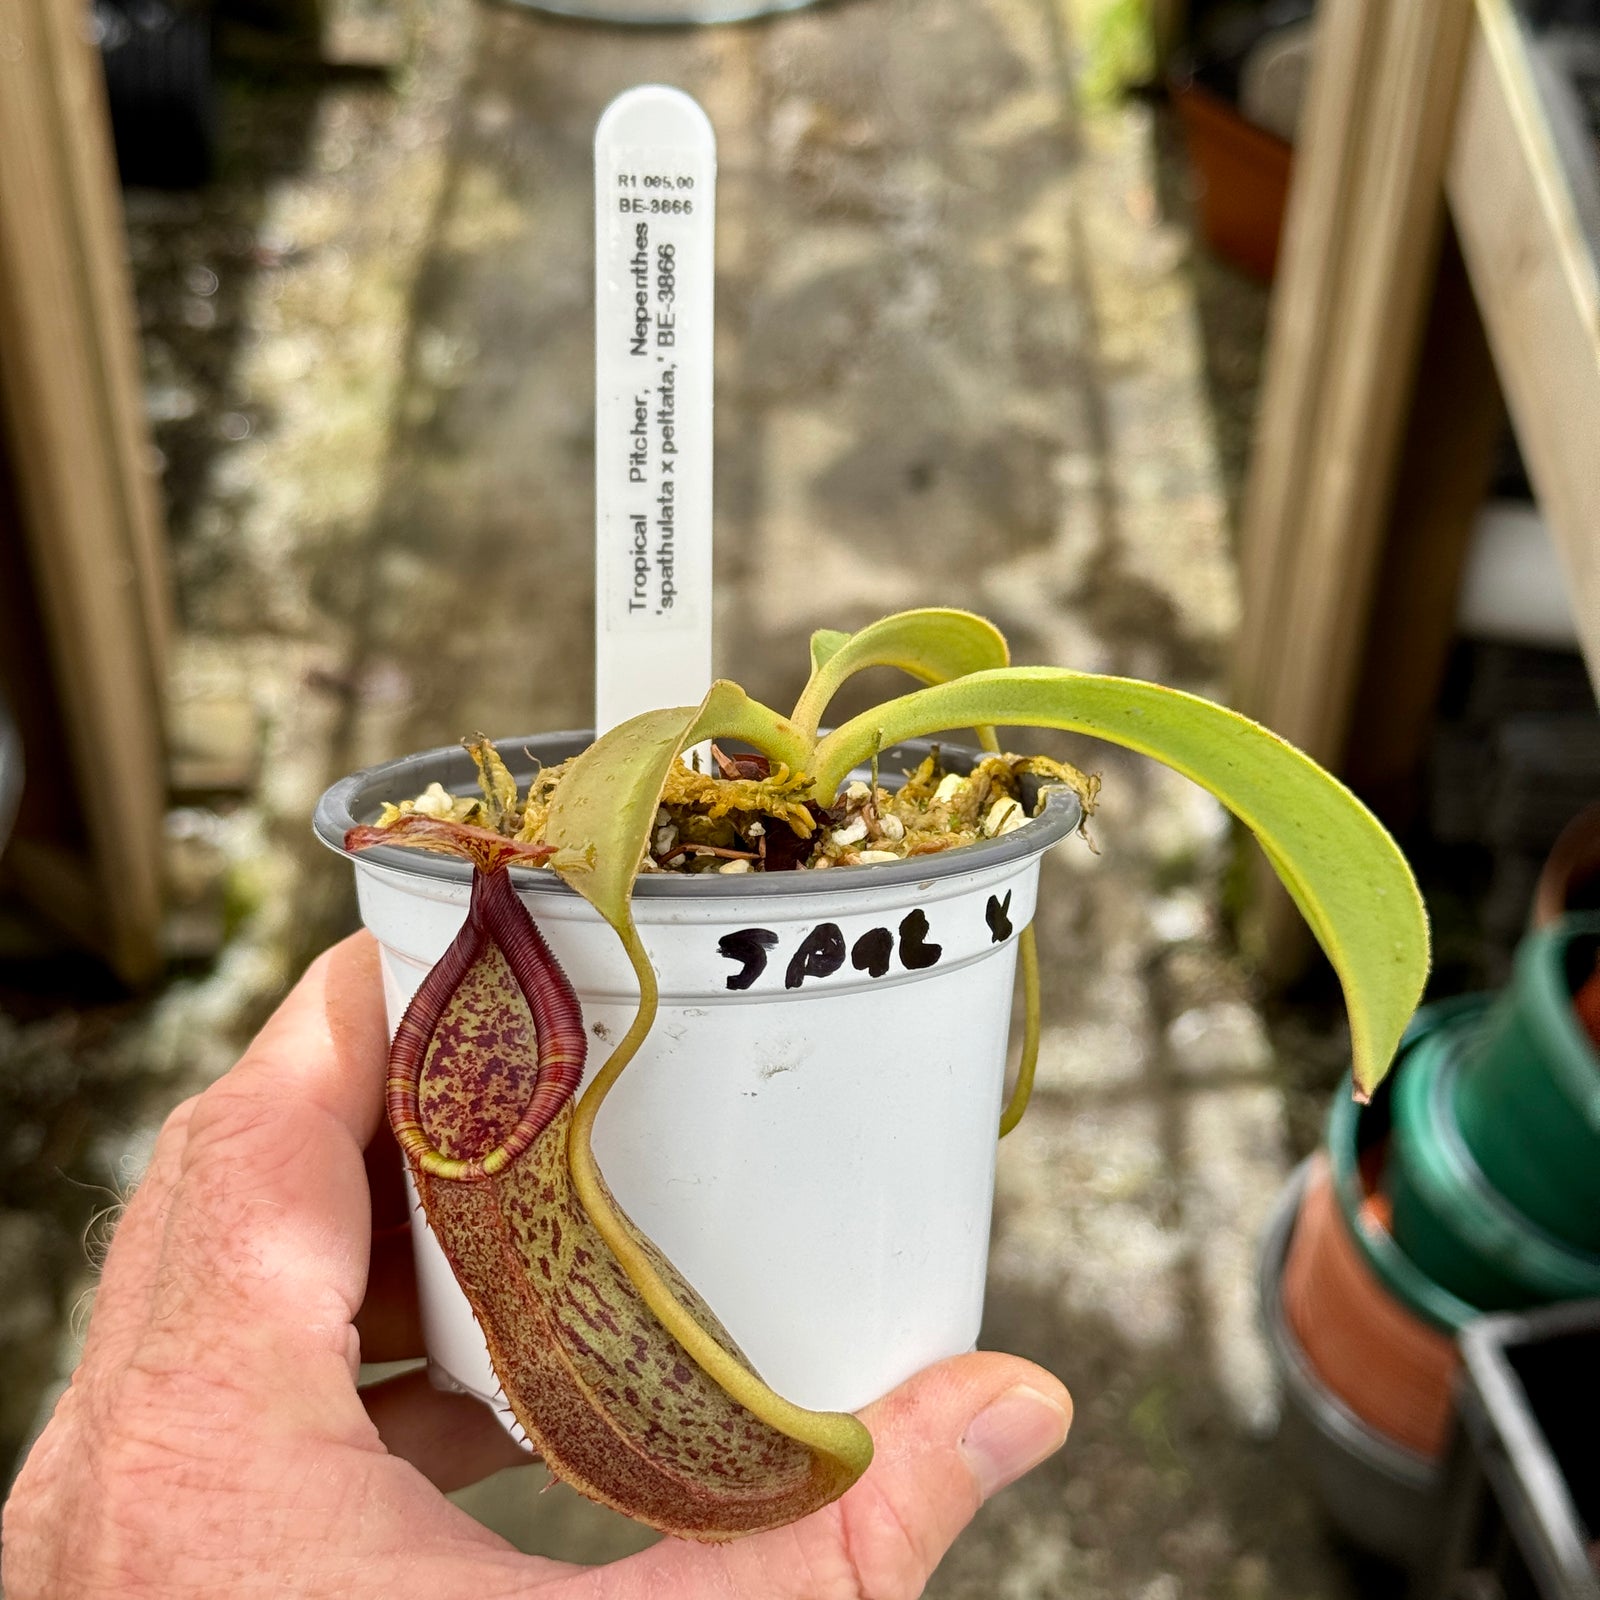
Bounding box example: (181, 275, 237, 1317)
(1233, 0, 1477, 979)
(1233, 0, 1389, 717)
(1448, 0, 1600, 692)
(4, 841, 105, 964)
(0, 0, 171, 983)
(1237, 0, 1476, 760)
(1148, 0, 1187, 68)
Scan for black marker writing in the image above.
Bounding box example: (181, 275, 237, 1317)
(719, 928, 778, 992)
(898, 909, 942, 970)
(785, 923, 846, 989)
(851, 927, 894, 978)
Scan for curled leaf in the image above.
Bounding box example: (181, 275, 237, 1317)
(790, 607, 1010, 741)
(466, 733, 521, 832)
(344, 813, 582, 873)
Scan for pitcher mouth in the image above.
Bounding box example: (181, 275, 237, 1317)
(313, 731, 1082, 899)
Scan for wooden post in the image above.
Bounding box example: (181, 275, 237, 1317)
(1447, 0, 1600, 690)
(1148, 0, 1188, 69)
(1233, 0, 1477, 980)
(0, 0, 171, 982)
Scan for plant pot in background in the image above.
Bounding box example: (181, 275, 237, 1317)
(1578, 962, 1600, 1044)
(1323, 997, 1487, 1337)
(1267, 980, 1600, 1571)
(1260, 1160, 1448, 1568)
(1289, 1003, 1484, 1463)
(1385, 1007, 1600, 1311)
(1432, 1299, 1600, 1600)
(1170, 79, 1292, 281)
(1282, 1154, 1464, 1460)
(1532, 802, 1600, 927)
(1452, 915, 1600, 1252)
(1261, 1006, 1484, 1565)
(316, 731, 1081, 1430)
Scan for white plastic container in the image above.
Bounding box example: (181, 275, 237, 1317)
(315, 733, 1079, 1424)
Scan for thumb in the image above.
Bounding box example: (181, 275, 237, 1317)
(600, 1353, 1071, 1600)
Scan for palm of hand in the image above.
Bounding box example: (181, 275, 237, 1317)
(2, 936, 1069, 1599)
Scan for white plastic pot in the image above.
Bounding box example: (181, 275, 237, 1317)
(315, 733, 1080, 1425)
(502, 0, 824, 23)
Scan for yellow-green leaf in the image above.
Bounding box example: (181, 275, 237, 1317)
(813, 667, 1429, 1097)
(544, 684, 811, 933)
(807, 627, 850, 675)
(789, 608, 1010, 740)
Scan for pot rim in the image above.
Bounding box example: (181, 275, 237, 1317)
(1325, 998, 1484, 1335)
(313, 729, 1083, 900)
(1532, 806, 1600, 927)
(1497, 914, 1600, 1129)
(499, 0, 823, 20)
(1391, 1014, 1600, 1297)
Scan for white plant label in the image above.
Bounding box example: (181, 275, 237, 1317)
(594, 86, 717, 739)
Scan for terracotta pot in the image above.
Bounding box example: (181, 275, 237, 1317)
(1532, 802, 1600, 1047)
(1170, 80, 1292, 282)
(1282, 1154, 1461, 1459)
(1576, 963, 1600, 1047)
(1532, 802, 1600, 927)
(1259, 1161, 1446, 1570)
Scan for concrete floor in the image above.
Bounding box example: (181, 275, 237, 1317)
(4, 0, 1397, 1593)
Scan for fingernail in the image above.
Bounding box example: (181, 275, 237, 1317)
(960, 1384, 1072, 1497)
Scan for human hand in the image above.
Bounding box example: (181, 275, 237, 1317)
(3, 933, 1071, 1599)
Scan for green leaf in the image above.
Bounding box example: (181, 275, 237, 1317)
(813, 668, 1429, 1097)
(790, 610, 1051, 1123)
(1000, 929, 1042, 1137)
(807, 627, 850, 675)
(790, 608, 1010, 740)
(540, 686, 873, 1521)
(544, 685, 811, 934)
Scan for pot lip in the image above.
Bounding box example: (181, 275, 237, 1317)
(313, 729, 1084, 899)
(1391, 1016, 1600, 1295)
(502, 0, 825, 24)
(1325, 1000, 1484, 1334)
(1496, 914, 1600, 1125)
(1532, 805, 1600, 927)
